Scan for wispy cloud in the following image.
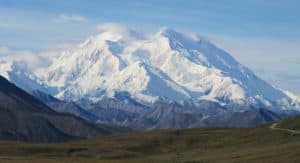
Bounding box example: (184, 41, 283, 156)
(54, 14, 87, 23)
(0, 46, 10, 54)
(96, 23, 128, 32)
(0, 46, 53, 70)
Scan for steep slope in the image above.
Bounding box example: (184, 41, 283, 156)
(0, 76, 127, 142)
(31, 90, 99, 122)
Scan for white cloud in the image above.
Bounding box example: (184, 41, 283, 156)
(54, 14, 87, 23)
(96, 23, 128, 32)
(96, 23, 146, 40)
(0, 46, 10, 54)
(0, 46, 52, 70)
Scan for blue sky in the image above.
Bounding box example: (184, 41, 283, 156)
(0, 0, 300, 94)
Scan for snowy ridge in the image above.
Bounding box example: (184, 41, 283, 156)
(282, 91, 300, 109)
(0, 61, 48, 93)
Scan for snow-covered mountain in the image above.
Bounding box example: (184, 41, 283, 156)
(0, 26, 299, 128)
(37, 27, 298, 112)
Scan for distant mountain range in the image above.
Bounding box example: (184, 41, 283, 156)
(0, 27, 299, 129)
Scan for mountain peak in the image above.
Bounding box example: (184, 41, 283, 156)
(157, 27, 177, 36)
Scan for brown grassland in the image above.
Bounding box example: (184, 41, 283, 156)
(0, 124, 299, 163)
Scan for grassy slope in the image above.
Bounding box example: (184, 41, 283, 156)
(0, 126, 299, 163)
(277, 115, 300, 130)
